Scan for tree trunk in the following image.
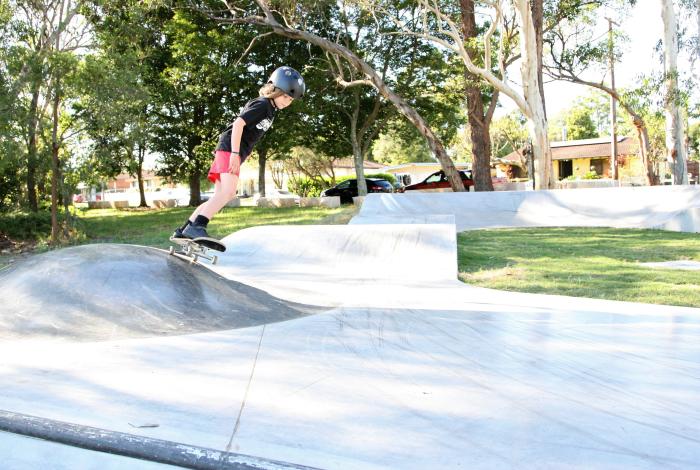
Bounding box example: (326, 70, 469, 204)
(530, 0, 546, 118)
(225, 12, 465, 192)
(50, 80, 61, 244)
(26, 81, 41, 212)
(661, 0, 688, 184)
(188, 162, 202, 207)
(517, 0, 553, 189)
(630, 113, 659, 186)
(258, 147, 267, 197)
(460, 0, 494, 192)
(350, 91, 368, 197)
(136, 147, 148, 207)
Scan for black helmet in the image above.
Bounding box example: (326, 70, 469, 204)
(268, 66, 305, 99)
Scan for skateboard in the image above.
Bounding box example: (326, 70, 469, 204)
(169, 236, 226, 265)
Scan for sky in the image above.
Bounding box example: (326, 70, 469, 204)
(497, 1, 695, 119)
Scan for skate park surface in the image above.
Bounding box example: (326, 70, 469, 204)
(1, 185, 700, 469)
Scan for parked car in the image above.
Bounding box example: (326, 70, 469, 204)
(321, 178, 393, 204)
(398, 170, 474, 192)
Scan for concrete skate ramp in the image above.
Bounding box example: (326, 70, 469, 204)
(1, 244, 322, 342)
(358, 185, 700, 232)
(217, 223, 457, 283)
(215, 224, 457, 282)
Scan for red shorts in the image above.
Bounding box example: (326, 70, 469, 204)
(208, 150, 242, 183)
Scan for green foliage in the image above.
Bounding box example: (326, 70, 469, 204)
(490, 111, 529, 158)
(0, 211, 55, 239)
(548, 92, 608, 141)
(288, 172, 397, 197)
(688, 121, 700, 161)
(372, 125, 433, 165)
(287, 176, 327, 197)
(0, 156, 21, 211)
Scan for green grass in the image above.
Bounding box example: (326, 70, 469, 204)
(76, 205, 355, 248)
(458, 227, 700, 308)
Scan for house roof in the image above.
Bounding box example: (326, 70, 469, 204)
(334, 158, 385, 169)
(501, 136, 639, 163)
(383, 162, 471, 171)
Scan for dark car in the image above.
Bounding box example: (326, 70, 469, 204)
(399, 170, 474, 192)
(322, 178, 393, 204)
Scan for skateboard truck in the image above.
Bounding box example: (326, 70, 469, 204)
(168, 237, 226, 265)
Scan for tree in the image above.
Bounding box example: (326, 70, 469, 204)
(544, 3, 661, 184)
(374, 0, 554, 189)
(460, 0, 498, 191)
(491, 111, 529, 160)
(7, 0, 83, 213)
(211, 0, 467, 192)
(75, 52, 153, 207)
(548, 99, 600, 141)
(661, 0, 688, 184)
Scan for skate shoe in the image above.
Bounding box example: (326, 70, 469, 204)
(183, 223, 209, 239)
(172, 226, 186, 239)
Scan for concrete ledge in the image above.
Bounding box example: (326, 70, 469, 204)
(256, 197, 297, 208)
(352, 196, 365, 207)
(151, 199, 177, 208)
(225, 198, 241, 208)
(88, 201, 129, 209)
(300, 197, 340, 208)
(558, 179, 619, 189)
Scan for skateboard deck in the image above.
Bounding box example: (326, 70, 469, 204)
(169, 236, 226, 265)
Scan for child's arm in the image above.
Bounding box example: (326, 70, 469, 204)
(229, 117, 246, 174)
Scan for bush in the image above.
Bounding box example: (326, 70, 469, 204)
(287, 177, 327, 197)
(0, 211, 66, 240)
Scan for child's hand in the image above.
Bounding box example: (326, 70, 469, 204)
(229, 153, 241, 176)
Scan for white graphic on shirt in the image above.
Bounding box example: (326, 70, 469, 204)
(256, 117, 274, 131)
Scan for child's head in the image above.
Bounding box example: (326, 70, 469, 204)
(266, 66, 306, 99)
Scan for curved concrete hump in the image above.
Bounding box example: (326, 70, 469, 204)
(359, 186, 700, 232)
(1, 244, 323, 342)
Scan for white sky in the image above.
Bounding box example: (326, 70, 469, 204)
(497, 1, 694, 119)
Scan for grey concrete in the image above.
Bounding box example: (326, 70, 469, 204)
(1, 244, 324, 342)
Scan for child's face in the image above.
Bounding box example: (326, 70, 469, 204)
(274, 94, 295, 109)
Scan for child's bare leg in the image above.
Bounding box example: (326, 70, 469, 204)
(187, 179, 222, 222)
(177, 174, 238, 238)
(199, 173, 238, 219)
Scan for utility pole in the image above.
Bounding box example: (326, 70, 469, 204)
(607, 18, 619, 182)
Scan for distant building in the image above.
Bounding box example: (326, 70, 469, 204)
(500, 136, 646, 185)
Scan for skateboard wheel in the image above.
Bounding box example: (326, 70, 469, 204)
(168, 246, 174, 255)
(192, 255, 198, 263)
(212, 256, 218, 265)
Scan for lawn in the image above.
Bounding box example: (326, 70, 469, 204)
(75, 205, 356, 248)
(458, 227, 700, 308)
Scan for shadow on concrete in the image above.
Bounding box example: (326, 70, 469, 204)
(1, 244, 326, 342)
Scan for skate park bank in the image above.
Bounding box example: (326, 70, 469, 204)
(1, 186, 700, 469)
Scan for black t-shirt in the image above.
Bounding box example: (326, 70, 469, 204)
(216, 97, 276, 158)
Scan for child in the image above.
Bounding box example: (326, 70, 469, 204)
(173, 66, 305, 240)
